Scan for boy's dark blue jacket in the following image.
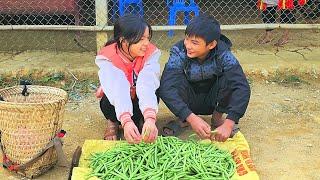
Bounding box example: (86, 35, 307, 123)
(159, 35, 250, 123)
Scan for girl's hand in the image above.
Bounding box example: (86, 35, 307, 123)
(142, 118, 158, 143)
(123, 121, 141, 144)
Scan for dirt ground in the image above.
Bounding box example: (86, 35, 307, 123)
(0, 30, 320, 180)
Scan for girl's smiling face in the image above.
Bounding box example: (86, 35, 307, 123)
(123, 27, 151, 58)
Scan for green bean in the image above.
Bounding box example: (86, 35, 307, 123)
(87, 136, 236, 180)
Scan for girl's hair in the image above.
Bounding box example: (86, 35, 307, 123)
(105, 14, 152, 53)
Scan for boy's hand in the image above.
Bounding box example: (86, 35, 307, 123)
(187, 113, 211, 139)
(123, 121, 141, 144)
(211, 119, 234, 142)
(142, 118, 158, 143)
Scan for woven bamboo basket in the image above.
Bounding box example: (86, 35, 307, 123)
(0, 85, 68, 178)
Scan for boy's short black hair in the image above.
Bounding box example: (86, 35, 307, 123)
(185, 14, 221, 44)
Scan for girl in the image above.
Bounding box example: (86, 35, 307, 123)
(95, 14, 161, 144)
(257, 0, 308, 46)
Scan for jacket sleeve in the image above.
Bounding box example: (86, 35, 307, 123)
(159, 46, 193, 121)
(95, 55, 133, 121)
(220, 51, 251, 123)
(136, 49, 161, 119)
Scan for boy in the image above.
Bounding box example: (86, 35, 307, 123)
(159, 14, 250, 142)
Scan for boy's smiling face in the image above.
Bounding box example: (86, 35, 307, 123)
(184, 35, 217, 61)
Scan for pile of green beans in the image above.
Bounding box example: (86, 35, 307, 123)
(88, 136, 235, 180)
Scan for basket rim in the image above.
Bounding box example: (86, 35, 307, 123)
(0, 85, 68, 106)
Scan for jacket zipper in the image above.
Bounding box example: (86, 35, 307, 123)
(200, 64, 204, 80)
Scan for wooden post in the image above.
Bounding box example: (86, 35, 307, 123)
(95, 0, 108, 52)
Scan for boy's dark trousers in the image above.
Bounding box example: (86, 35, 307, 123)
(177, 75, 231, 119)
(176, 75, 239, 136)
